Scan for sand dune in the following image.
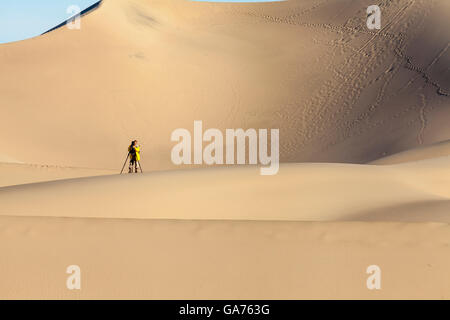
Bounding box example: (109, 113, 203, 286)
(2, 215, 450, 299)
(371, 139, 450, 164)
(1, 0, 449, 300)
(0, 155, 448, 222)
(0, 0, 449, 170)
(2, 149, 449, 300)
(0, 162, 115, 187)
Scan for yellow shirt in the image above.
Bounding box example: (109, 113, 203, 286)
(128, 145, 140, 161)
(135, 146, 140, 161)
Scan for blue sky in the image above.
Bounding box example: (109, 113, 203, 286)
(0, 0, 100, 44)
(0, 0, 282, 44)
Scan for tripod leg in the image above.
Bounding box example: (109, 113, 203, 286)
(138, 161, 143, 173)
(120, 153, 130, 174)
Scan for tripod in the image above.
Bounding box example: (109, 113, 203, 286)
(120, 152, 143, 174)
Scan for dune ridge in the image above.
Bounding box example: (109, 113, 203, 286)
(42, 0, 103, 35)
(0, 156, 449, 223)
(371, 139, 450, 165)
(0, 162, 115, 187)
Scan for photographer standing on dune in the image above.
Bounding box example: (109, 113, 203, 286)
(128, 140, 141, 173)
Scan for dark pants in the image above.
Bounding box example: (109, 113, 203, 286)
(129, 157, 138, 172)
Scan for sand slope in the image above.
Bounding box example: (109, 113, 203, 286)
(0, 0, 449, 170)
(2, 215, 450, 299)
(0, 156, 449, 222)
(1, 143, 449, 299)
(371, 139, 450, 164)
(0, 162, 115, 187)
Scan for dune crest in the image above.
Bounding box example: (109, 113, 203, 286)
(0, 156, 449, 223)
(0, 162, 115, 187)
(371, 139, 450, 164)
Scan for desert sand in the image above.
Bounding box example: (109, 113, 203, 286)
(0, 156, 449, 222)
(371, 139, 450, 164)
(2, 216, 450, 299)
(1, 148, 449, 299)
(0, 0, 449, 299)
(0, 162, 115, 187)
(0, 0, 449, 169)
